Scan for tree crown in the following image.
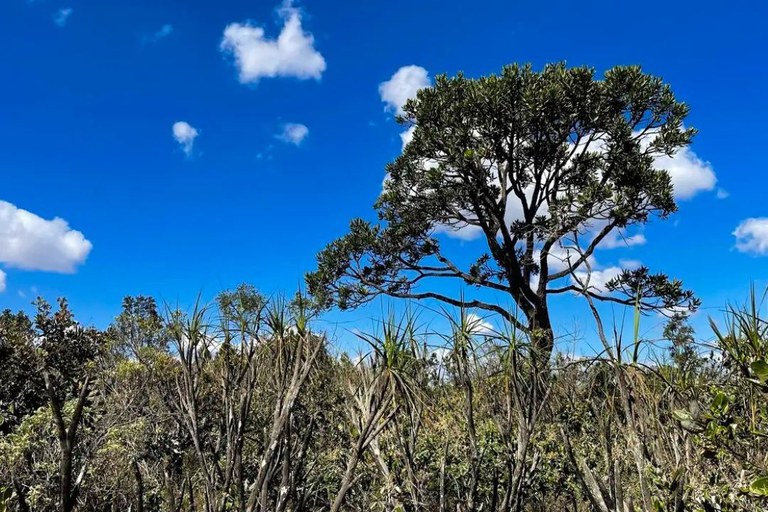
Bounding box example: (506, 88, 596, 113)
(308, 63, 698, 331)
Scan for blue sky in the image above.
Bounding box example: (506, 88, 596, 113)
(1, 0, 766, 350)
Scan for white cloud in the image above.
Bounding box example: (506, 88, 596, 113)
(716, 188, 730, 199)
(379, 65, 431, 116)
(53, 7, 72, 27)
(654, 147, 716, 200)
(543, 245, 597, 274)
(0, 200, 92, 273)
(277, 123, 309, 145)
(600, 230, 647, 249)
(432, 222, 483, 241)
(527, 244, 597, 291)
(734, 218, 768, 255)
(144, 24, 174, 44)
(172, 121, 199, 156)
(0, 270, 6, 293)
(382, 124, 434, 204)
(466, 313, 494, 335)
(528, 239, 641, 294)
(220, 1, 326, 83)
(400, 125, 416, 150)
(573, 266, 622, 293)
(572, 259, 641, 293)
(431, 346, 450, 365)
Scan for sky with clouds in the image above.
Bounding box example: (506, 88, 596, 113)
(1, 0, 766, 348)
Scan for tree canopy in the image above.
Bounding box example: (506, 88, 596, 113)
(308, 63, 699, 352)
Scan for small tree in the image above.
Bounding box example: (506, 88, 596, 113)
(331, 313, 422, 512)
(308, 63, 698, 358)
(35, 298, 104, 512)
(108, 296, 165, 360)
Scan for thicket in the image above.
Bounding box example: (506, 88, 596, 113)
(1, 288, 767, 511)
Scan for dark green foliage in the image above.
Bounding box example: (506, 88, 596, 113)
(34, 298, 104, 399)
(0, 310, 42, 433)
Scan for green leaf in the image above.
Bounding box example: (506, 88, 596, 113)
(751, 360, 768, 384)
(712, 392, 728, 411)
(749, 476, 768, 496)
(0, 487, 13, 512)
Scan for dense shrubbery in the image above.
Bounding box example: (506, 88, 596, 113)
(1, 288, 767, 511)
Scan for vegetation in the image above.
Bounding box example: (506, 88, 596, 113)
(2, 63, 765, 511)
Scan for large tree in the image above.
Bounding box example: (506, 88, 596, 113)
(307, 63, 698, 355)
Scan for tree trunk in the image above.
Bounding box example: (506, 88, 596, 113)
(133, 460, 144, 512)
(13, 479, 31, 512)
(45, 373, 90, 512)
(60, 443, 74, 512)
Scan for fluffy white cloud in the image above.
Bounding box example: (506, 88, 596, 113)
(0, 200, 92, 273)
(172, 121, 199, 156)
(734, 218, 768, 255)
(655, 146, 717, 200)
(220, 1, 326, 83)
(54, 8, 72, 27)
(0, 270, 6, 293)
(379, 65, 431, 116)
(277, 123, 309, 145)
